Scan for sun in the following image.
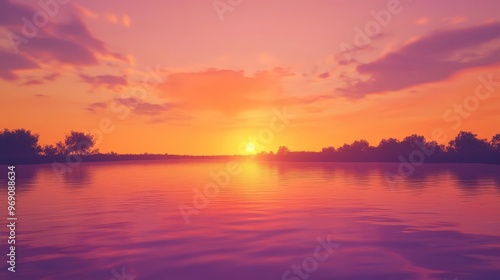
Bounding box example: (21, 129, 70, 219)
(245, 143, 256, 154)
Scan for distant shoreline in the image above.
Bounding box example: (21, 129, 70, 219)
(0, 154, 242, 165)
(2, 129, 499, 166)
(2, 153, 499, 166)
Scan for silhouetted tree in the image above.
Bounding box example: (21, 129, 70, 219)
(448, 131, 490, 154)
(42, 144, 58, 157)
(0, 129, 41, 161)
(432, 143, 446, 154)
(277, 146, 291, 156)
(335, 140, 372, 161)
(400, 134, 426, 152)
(321, 146, 336, 154)
(55, 141, 67, 155)
(491, 134, 500, 152)
(64, 131, 97, 155)
(378, 138, 400, 151)
(338, 140, 370, 153)
(376, 138, 401, 159)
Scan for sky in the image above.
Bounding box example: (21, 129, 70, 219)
(1, 0, 500, 155)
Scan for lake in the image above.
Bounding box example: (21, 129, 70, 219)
(1, 160, 500, 280)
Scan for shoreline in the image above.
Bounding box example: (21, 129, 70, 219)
(2, 153, 499, 166)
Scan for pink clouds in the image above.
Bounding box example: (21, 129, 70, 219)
(0, 50, 37, 80)
(86, 97, 175, 124)
(0, 0, 33, 27)
(341, 22, 500, 97)
(0, 0, 127, 81)
(21, 73, 60, 86)
(79, 74, 128, 91)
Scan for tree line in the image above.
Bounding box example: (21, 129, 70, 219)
(260, 131, 500, 164)
(0, 129, 97, 163)
(1, 129, 499, 164)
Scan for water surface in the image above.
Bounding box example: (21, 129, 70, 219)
(1, 160, 500, 280)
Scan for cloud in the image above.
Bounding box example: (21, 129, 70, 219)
(22, 73, 60, 86)
(23, 79, 43, 86)
(104, 13, 132, 27)
(22, 16, 128, 64)
(122, 15, 132, 27)
(114, 97, 171, 116)
(443, 16, 467, 25)
(147, 115, 191, 125)
(76, 4, 98, 19)
(157, 68, 291, 113)
(22, 36, 100, 65)
(340, 22, 500, 98)
(75, 4, 131, 27)
(318, 72, 330, 79)
(0, 0, 128, 81)
(0, 0, 33, 27)
(415, 17, 429, 26)
(86, 102, 108, 113)
(0, 50, 38, 80)
(43, 73, 60, 81)
(79, 74, 128, 91)
(86, 98, 172, 116)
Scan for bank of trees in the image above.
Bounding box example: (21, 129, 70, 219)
(0, 129, 97, 163)
(265, 131, 500, 163)
(1, 129, 499, 164)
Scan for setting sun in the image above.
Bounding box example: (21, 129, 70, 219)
(245, 143, 256, 154)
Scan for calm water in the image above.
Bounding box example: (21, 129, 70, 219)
(1, 160, 500, 280)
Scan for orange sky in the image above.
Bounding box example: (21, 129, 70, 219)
(1, 0, 500, 155)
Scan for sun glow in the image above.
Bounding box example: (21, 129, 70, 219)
(245, 143, 256, 154)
